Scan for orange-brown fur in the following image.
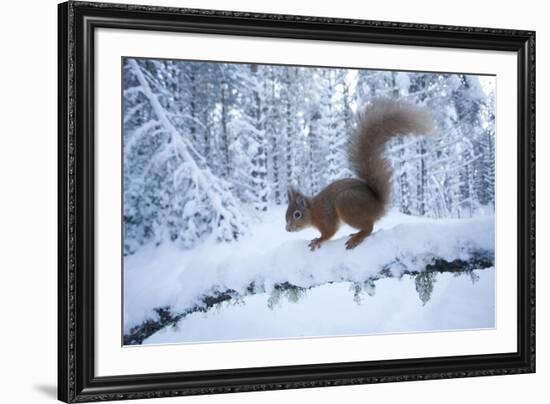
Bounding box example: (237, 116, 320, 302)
(286, 98, 434, 251)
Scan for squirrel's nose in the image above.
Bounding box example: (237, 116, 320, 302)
(285, 224, 291, 232)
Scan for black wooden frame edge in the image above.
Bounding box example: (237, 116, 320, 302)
(58, 1, 535, 402)
(58, 2, 70, 401)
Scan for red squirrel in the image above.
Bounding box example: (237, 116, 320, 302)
(285, 98, 434, 251)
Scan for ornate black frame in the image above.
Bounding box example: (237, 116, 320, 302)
(58, 1, 536, 402)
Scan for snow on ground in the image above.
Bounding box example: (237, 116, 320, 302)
(124, 207, 495, 335)
(144, 268, 495, 344)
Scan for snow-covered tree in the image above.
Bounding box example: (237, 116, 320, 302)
(123, 58, 248, 254)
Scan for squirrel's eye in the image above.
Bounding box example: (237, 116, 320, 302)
(293, 210, 302, 220)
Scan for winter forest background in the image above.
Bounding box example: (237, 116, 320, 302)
(123, 57, 495, 255)
(122, 57, 496, 344)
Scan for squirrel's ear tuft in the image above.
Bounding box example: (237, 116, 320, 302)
(287, 186, 296, 201)
(296, 193, 309, 209)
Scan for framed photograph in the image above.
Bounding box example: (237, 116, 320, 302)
(58, 1, 535, 402)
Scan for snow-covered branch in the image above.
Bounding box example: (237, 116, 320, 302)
(124, 249, 493, 345)
(123, 212, 495, 342)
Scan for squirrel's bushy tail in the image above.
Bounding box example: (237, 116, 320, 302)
(349, 98, 435, 205)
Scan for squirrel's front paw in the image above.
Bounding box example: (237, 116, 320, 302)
(308, 238, 323, 251)
(345, 238, 360, 250)
(345, 232, 367, 250)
